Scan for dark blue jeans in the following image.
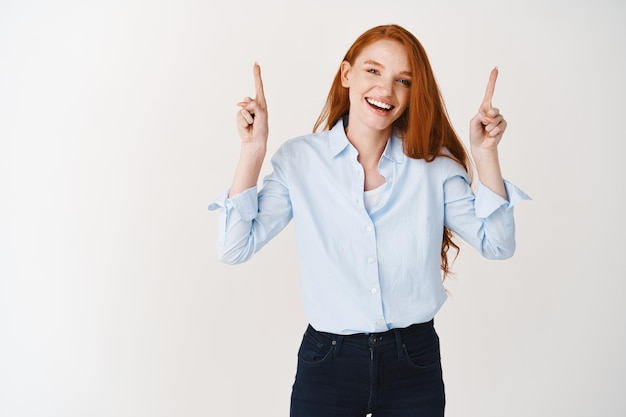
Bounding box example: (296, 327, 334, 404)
(290, 320, 445, 417)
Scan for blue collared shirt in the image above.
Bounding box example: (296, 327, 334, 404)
(209, 119, 529, 335)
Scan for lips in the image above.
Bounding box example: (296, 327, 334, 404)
(366, 98, 394, 112)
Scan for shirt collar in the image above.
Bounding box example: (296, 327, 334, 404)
(328, 118, 405, 164)
(382, 133, 406, 164)
(328, 118, 352, 158)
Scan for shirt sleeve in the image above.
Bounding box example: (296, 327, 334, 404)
(207, 146, 293, 264)
(442, 160, 531, 260)
(474, 179, 531, 218)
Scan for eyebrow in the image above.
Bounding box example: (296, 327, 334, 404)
(363, 59, 412, 76)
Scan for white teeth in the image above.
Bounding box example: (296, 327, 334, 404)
(366, 98, 392, 110)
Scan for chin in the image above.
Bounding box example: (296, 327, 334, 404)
(365, 116, 397, 132)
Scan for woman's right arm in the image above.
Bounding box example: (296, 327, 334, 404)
(230, 63, 269, 197)
(209, 63, 293, 264)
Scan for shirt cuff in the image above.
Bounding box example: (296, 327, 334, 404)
(475, 180, 531, 218)
(208, 186, 259, 221)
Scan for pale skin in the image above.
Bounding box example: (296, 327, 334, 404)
(230, 46, 508, 200)
(470, 67, 508, 199)
(229, 63, 268, 197)
(339, 39, 412, 191)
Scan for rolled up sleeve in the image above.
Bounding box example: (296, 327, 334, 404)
(208, 186, 261, 263)
(443, 160, 531, 260)
(474, 180, 531, 218)
(207, 143, 294, 265)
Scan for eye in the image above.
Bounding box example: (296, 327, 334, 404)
(367, 68, 380, 75)
(398, 79, 411, 87)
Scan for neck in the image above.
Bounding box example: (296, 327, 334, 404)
(345, 123, 390, 168)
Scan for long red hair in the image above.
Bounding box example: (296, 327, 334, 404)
(313, 24, 472, 278)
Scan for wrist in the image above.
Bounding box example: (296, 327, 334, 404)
(241, 140, 267, 151)
(240, 141, 267, 159)
(471, 145, 499, 162)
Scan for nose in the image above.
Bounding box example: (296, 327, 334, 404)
(377, 76, 394, 95)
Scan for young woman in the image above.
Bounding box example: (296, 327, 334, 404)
(209, 24, 528, 417)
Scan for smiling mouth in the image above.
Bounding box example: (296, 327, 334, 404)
(366, 98, 394, 112)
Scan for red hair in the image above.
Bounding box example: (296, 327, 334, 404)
(313, 24, 472, 279)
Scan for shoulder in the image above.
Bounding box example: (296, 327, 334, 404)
(276, 130, 329, 152)
(432, 148, 469, 180)
(271, 130, 331, 165)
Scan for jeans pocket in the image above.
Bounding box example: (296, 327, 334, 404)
(297, 330, 334, 365)
(401, 327, 441, 369)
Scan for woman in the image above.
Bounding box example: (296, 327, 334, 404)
(209, 24, 528, 417)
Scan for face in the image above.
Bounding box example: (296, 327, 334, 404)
(341, 39, 412, 135)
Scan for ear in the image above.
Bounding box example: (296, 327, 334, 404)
(340, 60, 351, 88)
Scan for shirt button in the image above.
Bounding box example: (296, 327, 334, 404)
(371, 288, 378, 294)
(368, 257, 376, 264)
(376, 320, 384, 326)
(366, 226, 373, 232)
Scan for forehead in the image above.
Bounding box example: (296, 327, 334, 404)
(354, 39, 410, 69)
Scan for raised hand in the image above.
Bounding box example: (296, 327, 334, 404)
(228, 63, 269, 197)
(236, 63, 269, 145)
(470, 67, 507, 151)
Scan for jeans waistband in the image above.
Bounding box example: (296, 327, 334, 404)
(307, 320, 434, 356)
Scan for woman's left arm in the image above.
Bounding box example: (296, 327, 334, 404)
(469, 67, 508, 200)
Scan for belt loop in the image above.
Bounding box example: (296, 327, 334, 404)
(394, 329, 405, 360)
(333, 335, 344, 357)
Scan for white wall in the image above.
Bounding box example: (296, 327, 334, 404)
(1, 0, 624, 416)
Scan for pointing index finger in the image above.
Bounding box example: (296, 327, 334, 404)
(481, 66, 498, 110)
(253, 62, 266, 106)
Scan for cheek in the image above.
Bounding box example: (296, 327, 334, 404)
(396, 90, 410, 111)
(348, 87, 363, 104)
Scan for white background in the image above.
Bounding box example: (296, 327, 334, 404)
(1, 0, 625, 416)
